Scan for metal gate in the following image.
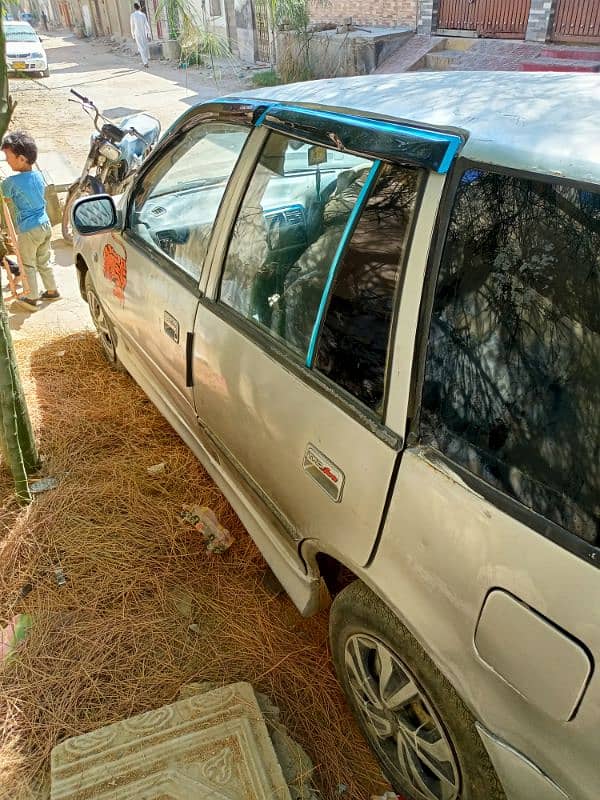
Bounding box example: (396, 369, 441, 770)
(437, 0, 531, 38)
(254, 0, 271, 62)
(552, 0, 600, 43)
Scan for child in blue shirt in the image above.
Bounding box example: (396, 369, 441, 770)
(1, 131, 59, 311)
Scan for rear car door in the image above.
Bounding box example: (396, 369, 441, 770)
(192, 107, 462, 569)
(371, 167, 600, 799)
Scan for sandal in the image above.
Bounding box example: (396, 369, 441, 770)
(41, 290, 61, 300)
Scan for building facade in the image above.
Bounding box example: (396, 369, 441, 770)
(419, 0, 599, 44)
(54, 0, 600, 55)
(309, 0, 599, 45)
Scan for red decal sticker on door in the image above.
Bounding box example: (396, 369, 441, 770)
(103, 241, 127, 302)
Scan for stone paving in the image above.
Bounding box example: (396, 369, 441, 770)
(374, 33, 438, 73)
(376, 33, 600, 73)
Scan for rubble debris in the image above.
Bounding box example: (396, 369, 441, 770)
(54, 567, 67, 587)
(146, 462, 166, 475)
(179, 505, 234, 553)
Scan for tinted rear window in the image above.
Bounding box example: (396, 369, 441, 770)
(422, 170, 600, 544)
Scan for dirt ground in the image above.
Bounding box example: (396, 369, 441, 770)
(0, 30, 390, 800)
(4, 29, 254, 343)
(9, 29, 251, 165)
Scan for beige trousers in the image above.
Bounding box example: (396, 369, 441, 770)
(18, 222, 56, 300)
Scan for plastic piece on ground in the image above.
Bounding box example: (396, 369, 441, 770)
(54, 567, 67, 587)
(30, 476, 58, 493)
(0, 614, 33, 659)
(179, 505, 235, 554)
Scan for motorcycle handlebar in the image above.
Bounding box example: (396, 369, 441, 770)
(70, 88, 91, 104)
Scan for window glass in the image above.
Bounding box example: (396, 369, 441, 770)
(422, 170, 600, 544)
(315, 163, 422, 413)
(219, 130, 372, 357)
(5, 26, 38, 41)
(130, 122, 249, 280)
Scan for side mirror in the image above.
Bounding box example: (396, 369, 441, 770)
(72, 195, 118, 236)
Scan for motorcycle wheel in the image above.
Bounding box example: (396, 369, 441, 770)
(61, 176, 104, 244)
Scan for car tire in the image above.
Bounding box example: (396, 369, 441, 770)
(41, 68, 49, 78)
(61, 176, 104, 244)
(84, 272, 125, 372)
(329, 581, 507, 800)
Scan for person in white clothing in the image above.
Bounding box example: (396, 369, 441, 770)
(130, 3, 151, 68)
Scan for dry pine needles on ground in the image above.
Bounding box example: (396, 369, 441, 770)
(0, 331, 388, 800)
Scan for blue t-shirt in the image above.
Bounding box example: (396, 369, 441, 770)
(2, 170, 49, 233)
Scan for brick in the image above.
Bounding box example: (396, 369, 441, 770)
(308, 0, 418, 28)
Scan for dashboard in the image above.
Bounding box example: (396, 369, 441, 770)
(133, 170, 342, 267)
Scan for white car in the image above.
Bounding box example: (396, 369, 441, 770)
(4, 21, 49, 77)
(72, 73, 600, 800)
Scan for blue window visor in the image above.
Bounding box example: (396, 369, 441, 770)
(305, 160, 382, 368)
(256, 105, 462, 175)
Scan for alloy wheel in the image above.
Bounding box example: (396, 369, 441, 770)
(344, 633, 460, 800)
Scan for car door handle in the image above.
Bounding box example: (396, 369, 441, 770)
(185, 332, 194, 387)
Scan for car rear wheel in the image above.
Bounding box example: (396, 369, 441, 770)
(329, 581, 506, 800)
(84, 272, 124, 371)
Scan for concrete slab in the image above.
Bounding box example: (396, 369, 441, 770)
(50, 682, 293, 800)
(179, 683, 319, 800)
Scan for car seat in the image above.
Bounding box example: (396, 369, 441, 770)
(272, 166, 371, 353)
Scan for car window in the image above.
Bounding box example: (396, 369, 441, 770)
(5, 26, 38, 41)
(314, 163, 423, 415)
(422, 169, 600, 545)
(129, 122, 250, 281)
(219, 129, 372, 359)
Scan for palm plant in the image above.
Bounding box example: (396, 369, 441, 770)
(154, 0, 230, 72)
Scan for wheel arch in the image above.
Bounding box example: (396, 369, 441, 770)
(301, 539, 470, 712)
(75, 253, 89, 300)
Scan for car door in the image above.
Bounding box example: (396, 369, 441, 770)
(192, 107, 462, 568)
(97, 105, 256, 424)
(370, 167, 600, 800)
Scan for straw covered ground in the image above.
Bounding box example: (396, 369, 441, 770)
(0, 330, 389, 799)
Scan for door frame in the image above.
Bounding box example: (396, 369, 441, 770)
(551, 0, 600, 44)
(434, 0, 532, 39)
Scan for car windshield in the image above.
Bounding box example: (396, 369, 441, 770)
(5, 28, 38, 41)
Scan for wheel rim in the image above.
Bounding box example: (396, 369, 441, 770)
(344, 634, 460, 800)
(87, 288, 115, 359)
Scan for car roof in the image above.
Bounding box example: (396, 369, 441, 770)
(238, 72, 600, 185)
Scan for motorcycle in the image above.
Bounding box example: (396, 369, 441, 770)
(62, 89, 161, 243)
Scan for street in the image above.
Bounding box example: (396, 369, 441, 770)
(5, 29, 249, 342)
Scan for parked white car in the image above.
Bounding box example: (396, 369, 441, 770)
(4, 21, 49, 77)
(71, 72, 600, 800)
